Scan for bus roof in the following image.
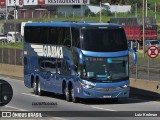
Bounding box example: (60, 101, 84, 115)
(25, 21, 122, 28)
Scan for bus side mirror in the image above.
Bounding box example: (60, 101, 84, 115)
(129, 48, 137, 65)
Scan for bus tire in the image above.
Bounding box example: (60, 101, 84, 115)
(71, 87, 78, 103)
(33, 80, 38, 95)
(65, 87, 71, 102)
(37, 80, 43, 96)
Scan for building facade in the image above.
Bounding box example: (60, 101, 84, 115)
(4, 0, 90, 19)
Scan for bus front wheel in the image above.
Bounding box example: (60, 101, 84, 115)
(71, 88, 79, 103)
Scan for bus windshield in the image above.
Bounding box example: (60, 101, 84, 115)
(81, 28, 128, 52)
(81, 56, 129, 82)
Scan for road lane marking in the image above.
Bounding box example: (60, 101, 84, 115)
(92, 106, 117, 111)
(53, 117, 69, 120)
(21, 93, 42, 98)
(6, 105, 27, 111)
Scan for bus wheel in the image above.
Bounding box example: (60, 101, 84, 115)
(33, 81, 38, 95)
(37, 81, 43, 96)
(65, 87, 71, 102)
(71, 87, 78, 103)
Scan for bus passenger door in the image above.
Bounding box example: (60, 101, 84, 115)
(40, 59, 57, 92)
(56, 60, 71, 94)
(53, 59, 63, 94)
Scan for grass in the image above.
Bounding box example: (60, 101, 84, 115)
(0, 42, 23, 49)
(149, 0, 160, 4)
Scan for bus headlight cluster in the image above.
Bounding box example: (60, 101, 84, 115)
(80, 83, 95, 89)
(121, 85, 128, 88)
(80, 80, 96, 89)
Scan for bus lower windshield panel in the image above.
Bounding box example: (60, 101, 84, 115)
(81, 56, 129, 82)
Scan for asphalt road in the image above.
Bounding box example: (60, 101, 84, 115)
(0, 76, 160, 120)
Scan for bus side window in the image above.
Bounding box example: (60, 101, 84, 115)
(40, 59, 57, 74)
(24, 27, 30, 42)
(65, 61, 71, 76)
(60, 60, 71, 76)
(60, 60, 66, 75)
(57, 59, 62, 74)
(57, 27, 64, 45)
(48, 27, 58, 44)
(63, 28, 71, 47)
(72, 27, 80, 48)
(40, 27, 48, 44)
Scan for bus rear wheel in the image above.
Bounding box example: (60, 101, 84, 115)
(65, 87, 71, 102)
(33, 81, 38, 95)
(37, 81, 43, 96)
(71, 88, 79, 103)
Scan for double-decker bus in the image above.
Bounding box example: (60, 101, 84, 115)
(24, 22, 136, 103)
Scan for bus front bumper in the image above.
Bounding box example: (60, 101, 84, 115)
(78, 87, 129, 99)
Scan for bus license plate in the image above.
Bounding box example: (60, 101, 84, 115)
(103, 95, 111, 98)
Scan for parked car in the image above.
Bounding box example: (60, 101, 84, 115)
(145, 40, 160, 51)
(7, 32, 23, 43)
(0, 14, 5, 19)
(0, 34, 7, 42)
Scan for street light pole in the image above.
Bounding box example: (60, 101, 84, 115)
(143, 0, 145, 57)
(14, 1, 16, 20)
(135, 3, 137, 17)
(5, 0, 8, 20)
(155, 2, 157, 19)
(100, 1, 102, 22)
(146, 0, 147, 17)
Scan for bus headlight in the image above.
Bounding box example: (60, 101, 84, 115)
(121, 85, 128, 88)
(80, 83, 95, 89)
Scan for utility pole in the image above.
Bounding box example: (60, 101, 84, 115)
(146, 0, 147, 17)
(100, 1, 102, 23)
(81, 5, 83, 21)
(155, 2, 157, 19)
(135, 3, 137, 17)
(115, 6, 117, 18)
(143, 0, 145, 57)
(5, 0, 8, 20)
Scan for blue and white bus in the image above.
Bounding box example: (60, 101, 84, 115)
(24, 22, 136, 102)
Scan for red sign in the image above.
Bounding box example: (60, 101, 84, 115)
(147, 46, 159, 58)
(0, 0, 6, 7)
(38, 0, 45, 5)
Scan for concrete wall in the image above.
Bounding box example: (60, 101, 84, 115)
(130, 78, 160, 98)
(0, 64, 23, 78)
(130, 78, 160, 94)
